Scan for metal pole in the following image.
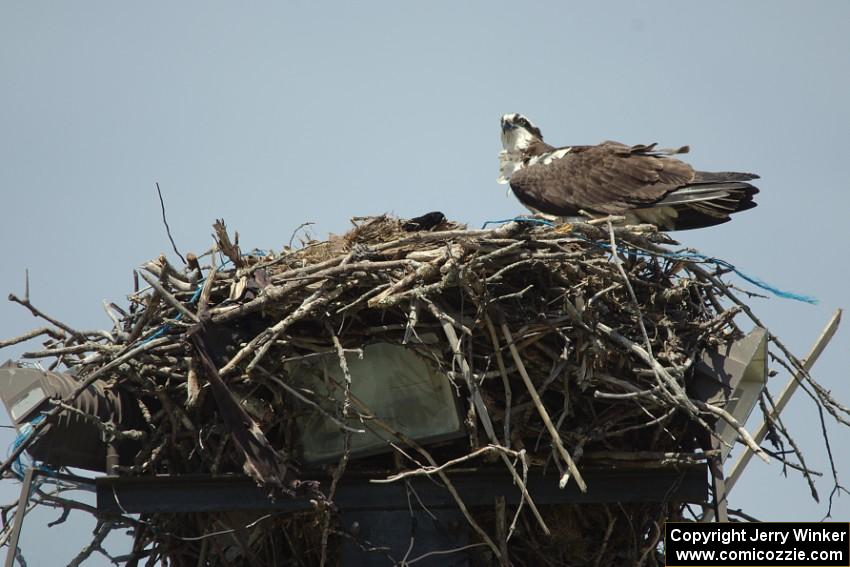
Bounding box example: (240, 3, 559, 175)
(5, 467, 36, 567)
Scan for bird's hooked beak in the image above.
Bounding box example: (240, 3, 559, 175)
(501, 115, 518, 134)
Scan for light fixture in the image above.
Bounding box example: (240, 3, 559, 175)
(690, 327, 768, 459)
(286, 342, 465, 464)
(0, 361, 142, 472)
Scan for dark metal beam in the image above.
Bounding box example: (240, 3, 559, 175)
(97, 465, 707, 516)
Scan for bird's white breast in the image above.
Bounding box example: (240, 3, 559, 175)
(527, 147, 571, 167)
(497, 147, 572, 184)
(498, 150, 523, 184)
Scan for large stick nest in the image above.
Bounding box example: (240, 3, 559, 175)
(2, 215, 845, 566)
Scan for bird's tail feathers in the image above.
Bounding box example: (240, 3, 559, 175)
(656, 182, 758, 213)
(645, 176, 759, 230)
(693, 171, 760, 182)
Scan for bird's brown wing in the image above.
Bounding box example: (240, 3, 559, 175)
(509, 142, 695, 215)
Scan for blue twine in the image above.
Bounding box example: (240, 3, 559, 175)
(666, 251, 818, 305)
(481, 217, 555, 229)
(141, 324, 170, 345)
(481, 218, 818, 305)
(140, 274, 210, 346)
(9, 414, 47, 479)
(589, 237, 817, 305)
(579, 236, 817, 305)
(188, 284, 204, 304)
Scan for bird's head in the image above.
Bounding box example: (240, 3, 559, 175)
(498, 113, 547, 184)
(500, 113, 544, 152)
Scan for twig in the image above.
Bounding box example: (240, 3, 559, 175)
(67, 521, 116, 567)
(137, 270, 200, 324)
(240, 284, 347, 375)
(429, 302, 551, 534)
(8, 270, 83, 340)
(320, 322, 356, 567)
(495, 495, 509, 566)
(187, 328, 289, 491)
(22, 342, 118, 359)
(347, 394, 504, 561)
(594, 507, 617, 567)
(607, 221, 655, 357)
(155, 182, 186, 265)
(405, 543, 490, 565)
(373, 445, 523, 483)
(212, 219, 243, 268)
(0, 327, 65, 351)
(49, 400, 145, 442)
(484, 315, 512, 445)
(692, 400, 769, 463)
(288, 221, 315, 249)
(254, 367, 364, 434)
(499, 317, 587, 493)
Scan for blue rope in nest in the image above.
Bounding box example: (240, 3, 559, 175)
(140, 277, 207, 345)
(481, 217, 555, 229)
(482, 217, 817, 305)
(7, 414, 57, 479)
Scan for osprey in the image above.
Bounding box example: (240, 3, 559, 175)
(498, 113, 759, 230)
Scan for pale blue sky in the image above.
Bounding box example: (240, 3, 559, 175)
(1, 2, 849, 564)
